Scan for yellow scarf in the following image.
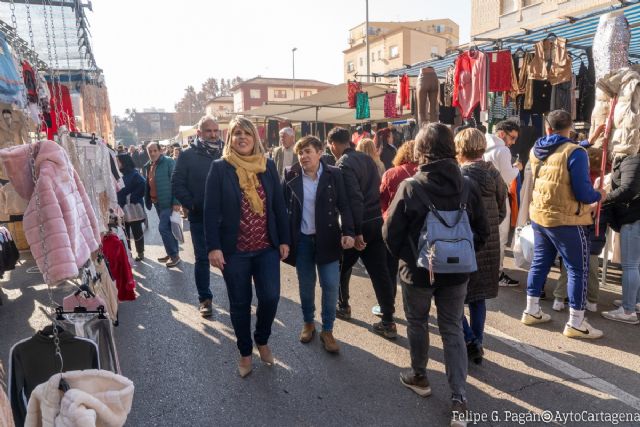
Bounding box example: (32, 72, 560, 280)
(224, 150, 267, 216)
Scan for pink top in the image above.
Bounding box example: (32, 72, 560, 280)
(452, 50, 487, 119)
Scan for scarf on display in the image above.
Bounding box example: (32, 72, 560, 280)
(223, 150, 267, 216)
(198, 137, 223, 157)
(356, 92, 370, 120)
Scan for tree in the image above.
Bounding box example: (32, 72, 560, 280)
(175, 85, 203, 125)
(201, 78, 219, 100)
(114, 116, 137, 146)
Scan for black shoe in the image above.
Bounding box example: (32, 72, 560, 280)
(399, 370, 431, 397)
(466, 342, 483, 365)
(499, 272, 519, 287)
(135, 253, 144, 262)
(166, 257, 182, 268)
(451, 399, 468, 427)
(157, 255, 171, 263)
(336, 305, 352, 320)
(372, 320, 397, 339)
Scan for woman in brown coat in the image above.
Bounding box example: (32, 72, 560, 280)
(455, 128, 507, 364)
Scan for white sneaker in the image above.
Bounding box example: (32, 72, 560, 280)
(552, 299, 565, 312)
(585, 302, 598, 313)
(521, 309, 552, 325)
(613, 300, 640, 313)
(563, 320, 604, 339)
(602, 307, 640, 325)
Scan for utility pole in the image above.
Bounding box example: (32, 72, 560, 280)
(365, 0, 370, 83)
(292, 47, 297, 99)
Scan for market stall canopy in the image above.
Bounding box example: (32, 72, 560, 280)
(175, 125, 197, 142)
(237, 83, 408, 124)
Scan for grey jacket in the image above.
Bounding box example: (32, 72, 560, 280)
(273, 146, 298, 178)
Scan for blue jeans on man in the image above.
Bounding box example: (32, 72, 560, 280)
(221, 248, 281, 357)
(620, 220, 640, 313)
(189, 221, 213, 302)
(156, 206, 179, 258)
(295, 234, 340, 332)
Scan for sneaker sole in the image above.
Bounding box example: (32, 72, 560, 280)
(612, 301, 640, 313)
(400, 377, 431, 397)
(601, 314, 640, 325)
(521, 313, 551, 326)
(499, 282, 520, 287)
(563, 327, 604, 339)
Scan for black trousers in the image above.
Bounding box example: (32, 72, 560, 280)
(339, 218, 395, 321)
(124, 220, 145, 255)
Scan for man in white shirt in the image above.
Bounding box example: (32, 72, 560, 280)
(484, 120, 523, 287)
(273, 127, 298, 179)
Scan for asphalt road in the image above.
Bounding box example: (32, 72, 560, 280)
(1, 212, 639, 427)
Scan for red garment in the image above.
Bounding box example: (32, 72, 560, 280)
(509, 179, 519, 228)
(488, 50, 513, 92)
(351, 131, 370, 145)
(22, 61, 37, 102)
(237, 184, 271, 252)
(347, 81, 362, 108)
(383, 92, 399, 118)
(380, 162, 418, 220)
(101, 234, 136, 301)
(452, 50, 488, 119)
(41, 82, 77, 140)
(397, 75, 410, 111)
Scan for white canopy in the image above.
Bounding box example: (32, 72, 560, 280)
(237, 83, 407, 124)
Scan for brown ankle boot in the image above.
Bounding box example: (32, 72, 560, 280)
(299, 323, 316, 343)
(320, 331, 340, 353)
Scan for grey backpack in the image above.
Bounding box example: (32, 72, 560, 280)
(408, 178, 478, 281)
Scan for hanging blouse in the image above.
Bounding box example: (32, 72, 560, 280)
(488, 50, 513, 92)
(347, 81, 362, 108)
(356, 92, 370, 120)
(396, 75, 410, 111)
(383, 92, 399, 118)
(452, 50, 487, 119)
(527, 37, 572, 85)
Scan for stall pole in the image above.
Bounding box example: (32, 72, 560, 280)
(596, 96, 618, 236)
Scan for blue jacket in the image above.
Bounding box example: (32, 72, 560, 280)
(204, 158, 290, 255)
(143, 155, 179, 210)
(171, 140, 221, 223)
(117, 169, 146, 208)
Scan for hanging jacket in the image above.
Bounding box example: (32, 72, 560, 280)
(527, 37, 572, 85)
(101, 234, 136, 302)
(24, 369, 133, 427)
(453, 50, 487, 119)
(0, 141, 100, 286)
(460, 161, 506, 302)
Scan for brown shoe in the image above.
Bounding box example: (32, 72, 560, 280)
(299, 323, 316, 343)
(199, 299, 213, 318)
(320, 331, 340, 353)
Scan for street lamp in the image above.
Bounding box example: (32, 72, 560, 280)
(292, 47, 297, 99)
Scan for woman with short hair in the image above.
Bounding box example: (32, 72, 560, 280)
(204, 116, 290, 378)
(454, 128, 507, 364)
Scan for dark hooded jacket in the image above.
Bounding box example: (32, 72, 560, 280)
(604, 154, 640, 230)
(461, 161, 507, 302)
(383, 158, 490, 288)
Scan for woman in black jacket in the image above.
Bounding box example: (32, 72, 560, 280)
(204, 116, 290, 377)
(383, 123, 489, 424)
(601, 153, 640, 325)
(116, 153, 147, 261)
(454, 128, 507, 364)
(283, 136, 355, 353)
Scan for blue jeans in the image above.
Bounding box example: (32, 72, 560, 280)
(527, 222, 589, 310)
(462, 299, 486, 345)
(222, 248, 280, 357)
(189, 221, 213, 302)
(295, 234, 340, 332)
(620, 220, 640, 312)
(156, 206, 179, 258)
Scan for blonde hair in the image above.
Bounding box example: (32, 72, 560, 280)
(454, 128, 487, 160)
(224, 116, 264, 156)
(392, 140, 416, 167)
(356, 138, 380, 161)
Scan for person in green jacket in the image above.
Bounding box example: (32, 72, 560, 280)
(144, 142, 181, 267)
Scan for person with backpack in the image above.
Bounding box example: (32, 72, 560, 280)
(454, 128, 507, 365)
(383, 123, 489, 427)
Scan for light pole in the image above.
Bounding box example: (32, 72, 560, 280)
(292, 47, 297, 99)
(365, 0, 370, 83)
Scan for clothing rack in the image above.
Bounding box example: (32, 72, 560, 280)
(0, 18, 48, 69)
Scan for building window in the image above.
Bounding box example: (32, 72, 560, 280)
(389, 45, 399, 59)
(300, 90, 312, 98)
(434, 24, 445, 33)
(250, 89, 261, 99)
(371, 52, 375, 62)
(378, 50, 382, 60)
(500, 0, 517, 14)
(347, 61, 355, 72)
(274, 89, 287, 99)
(431, 46, 439, 55)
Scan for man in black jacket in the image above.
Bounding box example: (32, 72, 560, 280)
(327, 127, 397, 338)
(172, 115, 223, 317)
(383, 124, 489, 427)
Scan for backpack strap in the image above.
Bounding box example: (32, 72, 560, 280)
(408, 178, 470, 229)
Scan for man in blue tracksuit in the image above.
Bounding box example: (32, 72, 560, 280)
(522, 110, 606, 339)
(172, 115, 223, 317)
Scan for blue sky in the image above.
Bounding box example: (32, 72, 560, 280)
(90, 0, 471, 115)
